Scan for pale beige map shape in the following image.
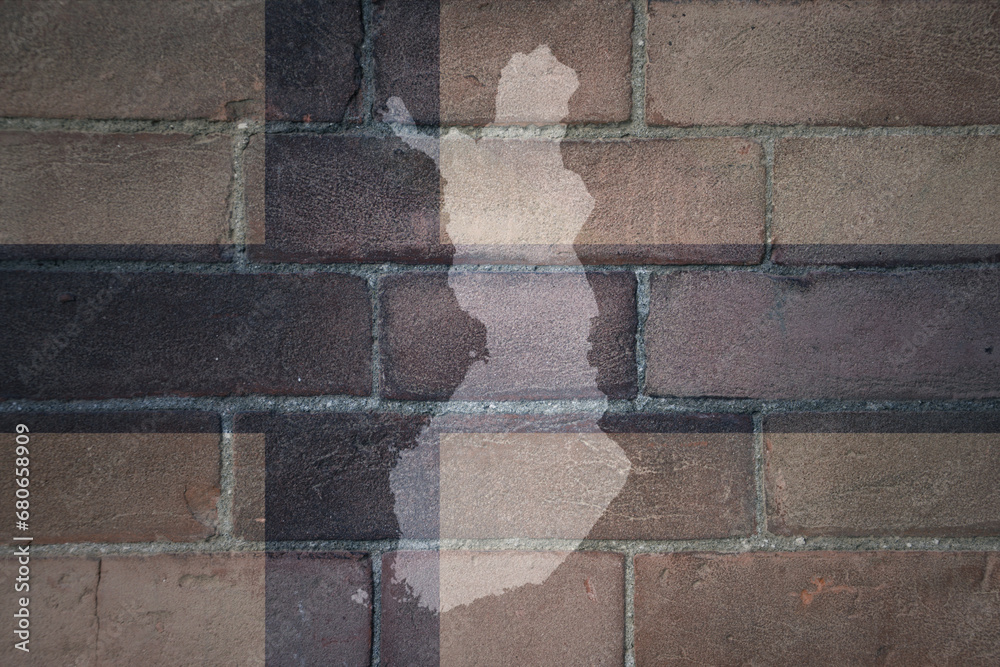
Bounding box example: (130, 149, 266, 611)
(386, 45, 630, 614)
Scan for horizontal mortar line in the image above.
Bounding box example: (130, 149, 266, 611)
(1, 259, 999, 276)
(4, 535, 999, 558)
(2, 396, 999, 416)
(263, 121, 1000, 141)
(0, 117, 260, 136)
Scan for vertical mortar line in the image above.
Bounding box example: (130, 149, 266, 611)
(634, 268, 652, 404)
(217, 409, 237, 539)
(371, 546, 383, 667)
(229, 127, 253, 269)
(370, 270, 383, 402)
(623, 545, 637, 667)
(752, 411, 767, 537)
(360, 0, 377, 126)
(762, 136, 776, 265)
(629, 0, 650, 134)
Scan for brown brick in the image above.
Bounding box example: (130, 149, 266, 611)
(254, 134, 449, 263)
(765, 412, 1000, 537)
(382, 551, 624, 666)
(244, 133, 265, 246)
(0, 0, 264, 120)
(645, 268, 1000, 399)
(1, 433, 219, 544)
(98, 553, 265, 665)
(646, 0, 1000, 126)
(773, 136, 1000, 265)
(0, 557, 99, 665)
(375, 0, 632, 126)
(265, 0, 362, 122)
(635, 551, 1000, 665)
(239, 412, 750, 542)
(564, 138, 765, 265)
(0, 132, 233, 261)
(266, 552, 372, 665)
(380, 271, 637, 400)
(0, 272, 371, 399)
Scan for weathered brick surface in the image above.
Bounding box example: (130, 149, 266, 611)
(0, 412, 220, 544)
(244, 133, 265, 246)
(645, 268, 1000, 399)
(382, 551, 624, 666)
(635, 551, 1000, 665)
(255, 135, 448, 263)
(380, 271, 637, 400)
(0, 0, 264, 120)
(265, 552, 372, 665)
(0, 272, 371, 399)
(98, 553, 265, 665)
(237, 412, 428, 541)
(646, 0, 1000, 126)
(258, 135, 765, 265)
(564, 138, 765, 265)
(0, 557, 99, 665)
(773, 136, 1000, 265)
(375, 0, 632, 126)
(0, 132, 233, 261)
(237, 412, 752, 542)
(765, 412, 1000, 537)
(265, 0, 362, 122)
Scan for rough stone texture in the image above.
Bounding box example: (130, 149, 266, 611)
(380, 271, 637, 400)
(765, 412, 1000, 537)
(0, 0, 264, 120)
(265, 552, 372, 666)
(244, 133, 265, 246)
(0, 272, 371, 399)
(0, 557, 99, 665)
(255, 134, 448, 263)
(98, 553, 265, 665)
(375, 0, 632, 126)
(646, 0, 1000, 126)
(0, 132, 233, 261)
(645, 268, 1000, 399)
(635, 551, 1000, 665)
(564, 138, 765, 265)
(265, 0, 363, 122)
(0, 432, 219, 544)
(236, 412, 429, 541)
(382, 551, 624, 666)
(773, 136, 1000, 265)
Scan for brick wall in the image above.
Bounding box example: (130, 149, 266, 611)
(1, 0, 999, 664)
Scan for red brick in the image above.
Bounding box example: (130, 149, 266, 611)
(265, 0, 363, 122)
(0, 132, 233, 261)
(253, 134, 449, 263)
(244, 133, 265, 246)
(0, 272, 371, 399)
(645, 268, 1000, 399)
(635, 551, 1000, 665)
(265, 552, 372, 665)
(98, 553, 265, 665)
(0, 557, 99, 665)
(382, 550, 624, 666)
(379, 271, 636, 400)
(564, 138, 764, 265)
(773, 136, 1000, 265)
(375, 0, 632, 126)
(0, 0, 264, 120)
(646, 0, 1000, 126)
(765, 412, 1000, 537)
